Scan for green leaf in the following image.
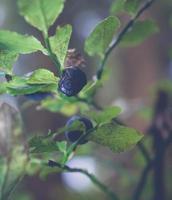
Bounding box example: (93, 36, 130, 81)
(84, 106, 121, 125)
(27, 68, 58, 85)
(124, 0, 140, 16)
(17, 0, 65, 34)
(0, 50, 18, 73)
(0, 30, 46, 54)
(6, 76, 42, 95)
(40, 96, 78, 116)
(110, 0, 126, 15)
(79, 80, 102, 98)
(50, 25, 72, 67)
(29, 135, 58, 153)
(89, 122, 143, 152)
(57, 141, 67, 153)
(121, 20, 159, 47)
(85, 16, 120, 58)
(6, 75, 56, 95)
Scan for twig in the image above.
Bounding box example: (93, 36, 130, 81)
(44, 37, 61, 76)
(132, 160, 153, 200)
(0, 157, 11, 200)
(48, 160, 119, 200)
(137, 141, 152, 163)
(97, 0, 157, 79)
(65, 126, 98, 163)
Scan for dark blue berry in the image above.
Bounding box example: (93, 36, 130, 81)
(58, 67, 87, 97)
(65, 115, 93, 144)
(5, 74, 12, 82)
(25, 92, 51, 101)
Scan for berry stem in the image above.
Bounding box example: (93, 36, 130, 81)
(64, 126, 98, 163)
(96, 0, 157, 80)
(48, 160, 119, 200)
(44, 36, 62, 77)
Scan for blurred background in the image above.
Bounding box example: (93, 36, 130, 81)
(0, 0, 172, 199)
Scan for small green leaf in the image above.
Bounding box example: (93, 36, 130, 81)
(27, 68, 58, 85)
(6, 76, 42, 95)
(85, 16, 120, 58)
(18, 0, 65, 34)
(121, 20, 159, 47)
(57, 141, 67, 153)
(6, 75, 57, 95)
(110, 0, 126, 15)
(29, 135, 58, 153)
(79, 80, 102, 98)
(124, 0, 140, 16)
(0, 30, 46, 54)
(40, 97, 78, 116)
(0, 50, 18, 73)
(84, 106, 122, 125)
(50, 25, 72, 67)
(89, 122, 143, 152)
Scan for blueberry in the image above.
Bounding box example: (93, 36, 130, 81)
(65, 115, 93, 144)
(58, 67, 87, 97)
(5, 74, 12, 82)
(25, 92, 51, 101)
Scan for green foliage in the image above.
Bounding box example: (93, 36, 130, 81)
(84, 106, 122, 125)
(3, 69, 58, 96)
(29, 135, 58, 153)
(17, 0, 65, 34)
(57, 141, 67, 154)
(124, 0, 141, 16)
(40, 96, 80, 116)
(110, 0, 141, 16)
(6, 76, 44, 95)
(50, 25, 72, 67)
(0, 82, 8, 94)
(89, 122, 143, 152)
(85, 16, 120, 58)
(0, 50, 18, 73)
(0, 0, 158, 197)
(27, 68, 58, 85)
(121, 20, 159, 47)
(0, 30, 46, 54)
(110, 0, 127, 15)
(0, 146, 27, 200)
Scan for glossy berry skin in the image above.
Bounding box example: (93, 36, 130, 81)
(58, 67, 87, 97)
(65, 115, 93, 144)
(25, 92, 51, 101)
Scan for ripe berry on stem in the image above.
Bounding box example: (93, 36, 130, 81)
(58, 67, 87, 97)
(65, 115, 93, 144)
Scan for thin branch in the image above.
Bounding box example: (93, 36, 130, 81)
(97, 0, 157, 79)
(137, 141, 152, 163)
(0, 157, 11, 200)
(48, 160, 119, 200)
(44, 37, 61, 76)
(132, 160, 153, 200)
(65, 126, 98, 162)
